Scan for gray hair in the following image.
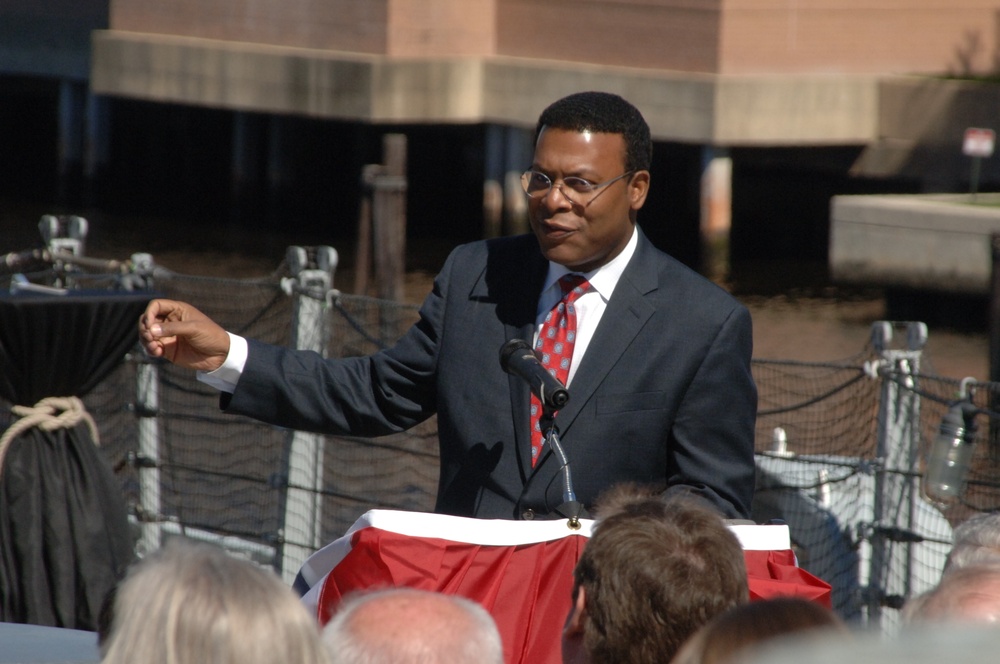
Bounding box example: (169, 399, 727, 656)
(322, 588, 504, 664)
(945, 512, 1000, 572)
(101, 537, 331, 664)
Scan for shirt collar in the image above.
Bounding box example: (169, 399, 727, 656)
(542, 226, 639, 302)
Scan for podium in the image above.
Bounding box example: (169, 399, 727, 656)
(297, 510, 831, 664)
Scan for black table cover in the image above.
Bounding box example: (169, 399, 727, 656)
(0, 290, 153, 630)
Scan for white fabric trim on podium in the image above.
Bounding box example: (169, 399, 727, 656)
(298, 509, 792, 614)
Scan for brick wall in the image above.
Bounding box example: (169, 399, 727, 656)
(107, 0, 1000, 76)
(386, 0, 495, 56)
(109, 0, 390, 53)
(495, 0, 722, 72)
(719, 1, 1000, 76)
(108, 0, 495, 57)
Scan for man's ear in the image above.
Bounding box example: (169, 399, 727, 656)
(628, 170, 650, 211)
(564, 585, 588, 636)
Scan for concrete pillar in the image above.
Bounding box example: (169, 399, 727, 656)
(483, 125, 505, 238)
(231, 111, 265, 222)
(483, 124, 533, 237)
(57, 79, 86, 203)
(83, 92, 110, 206)
(700, 147, 732, 283)
(265, 116, 289, 224)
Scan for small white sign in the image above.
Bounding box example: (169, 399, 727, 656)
(963, 127, 995, 157)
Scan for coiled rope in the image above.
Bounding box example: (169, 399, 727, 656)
(0, 397, 99, 478)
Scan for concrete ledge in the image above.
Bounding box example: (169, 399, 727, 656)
(830, 193, 1000, 293)
(90, 30, 879, 144)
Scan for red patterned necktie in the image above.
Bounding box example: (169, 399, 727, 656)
(530, 274, 590, 467)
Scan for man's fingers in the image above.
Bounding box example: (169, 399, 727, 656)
(140, 299, 190, 328)
(141, 341, 165, 358)
(151, 319, 202, 340)
(141, 298, 172, 322)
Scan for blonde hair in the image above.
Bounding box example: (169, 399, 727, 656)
(101, 537, 330, 664)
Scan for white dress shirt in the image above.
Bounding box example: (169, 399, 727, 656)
(533, 228, 637, 387)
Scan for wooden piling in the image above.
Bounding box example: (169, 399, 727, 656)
(354, 135, 407, 302)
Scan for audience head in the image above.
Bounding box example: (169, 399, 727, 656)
(96, 582, 118, 652)
(100, 537, 330, 664)
(321, 587, 504, 664)
(945, 512, 1000, 572)
(671, 597, 849, 664)
(738, 622, 1000, 664)
(907, 561, 1000, 624)
(563, 485, 749, 664)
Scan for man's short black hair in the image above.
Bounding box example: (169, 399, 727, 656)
(535, 91, 653, 173)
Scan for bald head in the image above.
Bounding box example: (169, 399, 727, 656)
(910, 563, 1000, 624)
(322, 588, 504, 664)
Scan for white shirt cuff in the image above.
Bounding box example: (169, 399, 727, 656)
(196, 332, 248, 394)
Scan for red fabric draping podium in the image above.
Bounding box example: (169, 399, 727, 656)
(298, 510, 830, 664)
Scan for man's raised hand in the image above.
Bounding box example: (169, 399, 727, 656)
(138, 299, 230, 372)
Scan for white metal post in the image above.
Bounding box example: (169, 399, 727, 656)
(867, 321, 935, 634)
(280, 246, 337, 584)
(135, 359, 161, 556)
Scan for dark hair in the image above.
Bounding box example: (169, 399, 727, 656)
(573, 490, 748, 664)
(535, 91, 653, 173)
(672, 597, 848, 664)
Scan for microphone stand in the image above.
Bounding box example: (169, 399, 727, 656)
(539, 406, 584, 530)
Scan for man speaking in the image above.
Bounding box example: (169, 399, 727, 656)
(138, 91, 757, 521)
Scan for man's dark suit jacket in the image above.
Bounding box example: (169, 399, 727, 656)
(226, 228, 757, 520)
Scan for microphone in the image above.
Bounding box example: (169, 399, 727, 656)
(501, 339, 585, 526)
(498, 339, 569, 410)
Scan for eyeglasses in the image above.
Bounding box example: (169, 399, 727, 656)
(520, 170, 635, 206)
